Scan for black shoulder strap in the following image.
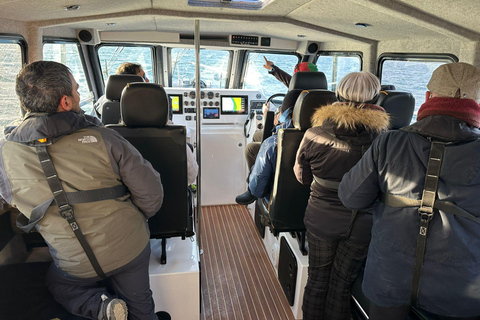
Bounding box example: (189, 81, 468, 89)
(16, 185, 127, 233)
(35, 140, 107, 279)
(410, 140, 445, 306)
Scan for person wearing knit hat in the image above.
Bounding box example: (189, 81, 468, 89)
(338, 61, 480, 319)
(237, 59, 320, 205)
(263, 56, 318, 89)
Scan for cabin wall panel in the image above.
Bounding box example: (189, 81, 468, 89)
(378, 39, 462, 61)
(0, 17, 27, 39)
(25, 24, 43, 62)
(379, 39, 480, 67)
(459, 41, 480, 67)
(42, 27, 77, 39)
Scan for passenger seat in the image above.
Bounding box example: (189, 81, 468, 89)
(101, 74, 144, 125)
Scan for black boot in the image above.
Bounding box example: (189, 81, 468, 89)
(235, 190, 257, 205)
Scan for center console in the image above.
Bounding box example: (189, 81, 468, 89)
(165, 88, 265, 205)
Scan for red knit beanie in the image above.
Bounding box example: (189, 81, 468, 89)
(417, 97, 480, 128)
(294, 62, 318, 74)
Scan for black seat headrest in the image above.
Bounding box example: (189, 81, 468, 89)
(120, 83, 169, 127)
(280, 89, 303, 113)
(288, 72, 328, 91)
(293, 89, 337, 131)
(381, 84, 396, 91)
(105, 74, 144, 100)
(377, 90, 415, 129)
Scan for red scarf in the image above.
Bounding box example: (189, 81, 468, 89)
(417, 97, 480, 128)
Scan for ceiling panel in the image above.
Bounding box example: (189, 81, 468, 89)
(59, 14, 349, 44)
(151, 0, 312, 16)
(0, 0, 477, 43)
(397, 0, 480, 35)
(288, 0, 446, 40)
(62, 16, 158, 32)
(0, 0, 151, 22)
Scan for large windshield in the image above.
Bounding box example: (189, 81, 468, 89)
(170, 48, 231, 88)
(243, 52, 299, 98)
(97, 46, 153, 83)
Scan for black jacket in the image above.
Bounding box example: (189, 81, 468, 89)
(294, 102, 389, 242)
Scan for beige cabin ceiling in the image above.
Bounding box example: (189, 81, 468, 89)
(397, 0, 480, 35)
(0, 0, 478, 43)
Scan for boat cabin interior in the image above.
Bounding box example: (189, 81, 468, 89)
(0, 0, 479, 319)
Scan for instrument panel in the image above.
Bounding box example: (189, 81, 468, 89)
(165, 88, 265, 124)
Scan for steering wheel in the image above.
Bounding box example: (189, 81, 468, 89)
(190, 79, 207, 88)
(266, 93, 286, 110)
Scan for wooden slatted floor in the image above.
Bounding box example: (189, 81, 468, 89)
(200, 205, 295, 320)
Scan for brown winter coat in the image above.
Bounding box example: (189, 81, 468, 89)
(294, 102, 389, 241)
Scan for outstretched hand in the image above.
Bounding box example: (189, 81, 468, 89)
(262, 101, 270, 115)
(263, 56, 274, 70)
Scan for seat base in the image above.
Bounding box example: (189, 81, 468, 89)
(149, 238, 200, 320)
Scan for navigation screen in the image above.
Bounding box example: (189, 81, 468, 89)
(169, 94, 183, 114)
(203, 107, 219, 119)
(220, 95, 248, 115)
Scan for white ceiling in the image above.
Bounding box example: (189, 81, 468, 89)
(0, 0, 478, 43)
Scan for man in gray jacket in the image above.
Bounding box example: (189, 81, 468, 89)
(338, 62, 480, 319)
(0, 61, 163, 320)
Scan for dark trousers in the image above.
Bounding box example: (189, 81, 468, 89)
(46, 244, 157, 320)
(303, 231, 369, 320)
(245, 130, 263, 174)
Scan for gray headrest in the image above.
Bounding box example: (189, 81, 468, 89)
(377, 90, 415, 129)
(105, 74, 144, 100)
(288, 72, 328, 91)
(120, 83, 169, 127)
(293, 89, 337, 131)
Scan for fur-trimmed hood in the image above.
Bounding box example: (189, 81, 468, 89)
(311, 102, 390, 134)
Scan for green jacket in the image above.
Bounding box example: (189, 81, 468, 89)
(0, 111, 163, 278)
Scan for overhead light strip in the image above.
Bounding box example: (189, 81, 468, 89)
(188, 0, 275, 10)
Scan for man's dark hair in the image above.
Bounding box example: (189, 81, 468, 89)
(16, 61, 73, 113)
(116, 62, 142, 75)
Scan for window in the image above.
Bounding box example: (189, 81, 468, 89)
(43, 42, 94, 115)
(379, 54, 458, 122)
(97, 45, 153, 84)
(243, 52, 299, 98)
(169, 48, 231, 89)
(315, 52, 362, 91)
(0, 38, 25, 139)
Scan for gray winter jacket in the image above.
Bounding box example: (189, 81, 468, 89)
(0, 111, 163, 278)
(339, 115, 480, 317)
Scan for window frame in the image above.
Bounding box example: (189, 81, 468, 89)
(240, 49, 301, 89)
(314, 51, 363, 67)
(0, 34, 27, 63)
(166, 46, 234, 88)
(314, 51, 363, 91)
(95, 43, 155, 86)
(43, 37, 93, 93)
(377, 53, 458, 81)
(0, 34, 28, 118)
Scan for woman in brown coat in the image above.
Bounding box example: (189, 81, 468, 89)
(294, 72, 390, 320)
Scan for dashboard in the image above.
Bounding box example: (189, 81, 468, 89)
(165, 88, 265, 125)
